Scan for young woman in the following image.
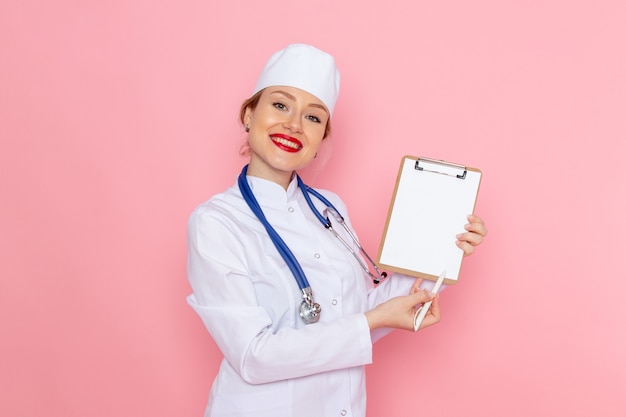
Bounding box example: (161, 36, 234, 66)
(187, 43, 487, 417)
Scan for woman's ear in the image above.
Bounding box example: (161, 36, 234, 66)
(243, 107, 253, 127)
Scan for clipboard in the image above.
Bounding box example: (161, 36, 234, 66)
(376, 156, 482, 285)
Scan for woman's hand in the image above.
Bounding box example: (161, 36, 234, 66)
(456, 214, 488, 256)
(365, 287, 440, 331)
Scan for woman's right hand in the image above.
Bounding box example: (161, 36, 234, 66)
(364, 288, 440, 331)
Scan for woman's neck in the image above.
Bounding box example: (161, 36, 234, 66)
(245, 162, 294, 191)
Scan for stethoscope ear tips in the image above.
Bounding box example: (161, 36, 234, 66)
(373, 272, 388, 284)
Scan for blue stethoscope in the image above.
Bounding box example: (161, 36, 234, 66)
(238, 165, 387, 324)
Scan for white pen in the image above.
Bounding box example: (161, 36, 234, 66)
(413, 270, 446, 331)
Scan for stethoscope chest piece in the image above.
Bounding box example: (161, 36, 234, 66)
(299, 299, 322, 324)
(299, 287, 321, 324)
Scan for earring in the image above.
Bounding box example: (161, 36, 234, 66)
(314, 152, 318, 159)
(245, 124, 250, 132)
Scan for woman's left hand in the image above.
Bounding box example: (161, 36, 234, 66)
(455, 215, 488, 256)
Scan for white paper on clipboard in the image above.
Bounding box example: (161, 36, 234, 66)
(376, 156, 482, 284)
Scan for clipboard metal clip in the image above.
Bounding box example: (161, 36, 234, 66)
(415, 157, 467, 179)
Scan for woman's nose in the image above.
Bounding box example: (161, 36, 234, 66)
(283, 113, 302, 132)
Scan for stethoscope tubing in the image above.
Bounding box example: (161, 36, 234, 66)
(302, 179, 386, 284)
(237, 167, 311, 292)
(238, 164, 386, 323)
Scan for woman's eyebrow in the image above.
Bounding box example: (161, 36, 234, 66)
(309, 103, 328, 113)
(270, 90, 296, 101)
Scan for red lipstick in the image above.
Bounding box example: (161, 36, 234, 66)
(270, 133, 303, 153)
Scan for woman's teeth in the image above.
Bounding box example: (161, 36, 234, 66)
(272, 136, 302, 150)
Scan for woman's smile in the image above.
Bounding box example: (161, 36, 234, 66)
(270, 133, 303, 152)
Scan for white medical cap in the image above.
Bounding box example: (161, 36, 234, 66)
(253, 44, 340, 116)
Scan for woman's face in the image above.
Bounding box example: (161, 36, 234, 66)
(244, 86, 329, 185)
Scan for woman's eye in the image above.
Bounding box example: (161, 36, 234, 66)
(273, 102, 287, 110)
(307, 115, 321, 123)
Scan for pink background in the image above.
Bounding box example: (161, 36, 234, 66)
(2, 1, 625, 416)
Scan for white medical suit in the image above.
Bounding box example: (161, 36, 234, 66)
(187, 174, 421, 417)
